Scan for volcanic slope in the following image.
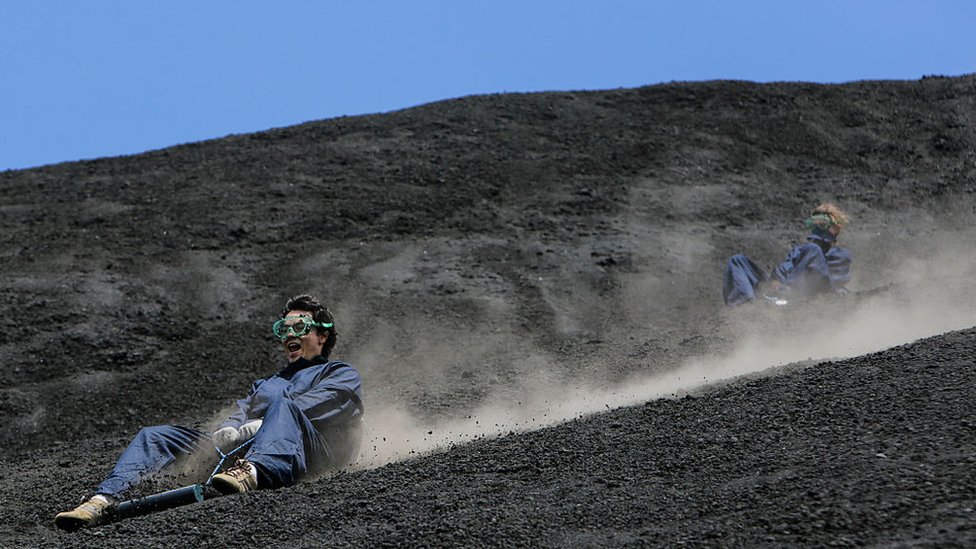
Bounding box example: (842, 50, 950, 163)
(1, 74, 975, 546)
(18, 328, 976, 547)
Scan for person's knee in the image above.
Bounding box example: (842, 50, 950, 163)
(799, 242, 827, 260)
(728, 253, 747, 267)
(261, 398, 306, 426)
(135, 425, 170, 441)
(265, 396, 302, 413)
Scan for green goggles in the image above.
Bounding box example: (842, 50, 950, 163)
(803, 213, 836, 230)
(272, 316, 333, 340)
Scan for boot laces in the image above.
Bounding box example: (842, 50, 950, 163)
(224, 459, 252, 480)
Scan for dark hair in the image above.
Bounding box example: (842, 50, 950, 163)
(281, 294, 338, 359)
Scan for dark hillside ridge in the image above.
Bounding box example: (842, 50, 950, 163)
(2, 76, 974, 245)
(1, 75, 974, 546)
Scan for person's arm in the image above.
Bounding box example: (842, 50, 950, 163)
(291, 366, 364, 428)
(826, 247, 853, 287)
(217, 379, 264, 430)
(770, 245, 803, 291)
(772, 243, 832, 290)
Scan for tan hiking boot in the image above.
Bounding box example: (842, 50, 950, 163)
(211, 460, 259, 495)
(54, 495, 114, 531)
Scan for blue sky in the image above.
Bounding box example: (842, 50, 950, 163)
(1, 1, 973, 171)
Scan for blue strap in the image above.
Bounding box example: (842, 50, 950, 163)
(205, 437, 256, 486)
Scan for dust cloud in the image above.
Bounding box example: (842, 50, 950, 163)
(352, 234, 976, 470)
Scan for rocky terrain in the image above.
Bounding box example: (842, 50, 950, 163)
(1, 74, 975, 547)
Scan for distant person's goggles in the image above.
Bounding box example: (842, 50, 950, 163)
(803, 213, 836, 230)
(272, 316, 333, 340)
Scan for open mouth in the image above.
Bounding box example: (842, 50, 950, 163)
(286, 340, 302, 353)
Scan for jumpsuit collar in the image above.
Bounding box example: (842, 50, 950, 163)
(806, 228, 835, 253)
(277, 354, 328, 380)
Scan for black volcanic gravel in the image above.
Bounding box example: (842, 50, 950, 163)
(2, 74, 976, 547)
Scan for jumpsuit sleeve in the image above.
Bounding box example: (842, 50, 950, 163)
(290, 366, 364, 430)
(217, 379, 264, 430)
(826, 246, 853, 286)
(772, 242, 832, 289)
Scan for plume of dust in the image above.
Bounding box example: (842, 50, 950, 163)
(352, 240, 976, 470)
(169, 404, 242, 481)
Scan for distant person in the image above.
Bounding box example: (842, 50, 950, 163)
(723, 203, 852, 306)
(54, 294, 365, 531)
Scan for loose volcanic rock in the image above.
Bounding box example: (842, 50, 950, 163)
(2, 75, 976, 547)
